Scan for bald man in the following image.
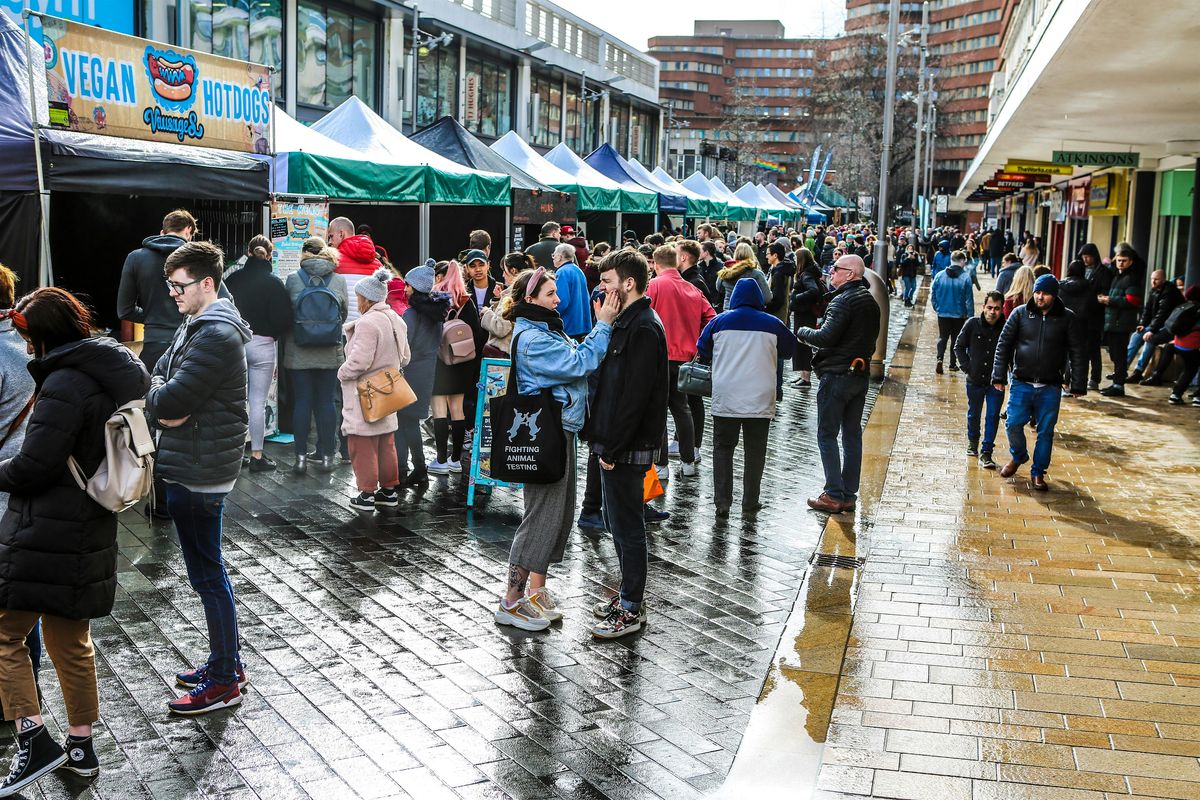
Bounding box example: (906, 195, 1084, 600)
(1127, 268, 1183, 382)
(795, 255, 880, 514)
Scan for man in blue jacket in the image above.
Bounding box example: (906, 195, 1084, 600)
(697, 278, 795, 518)
(930, 249, 976, 375)
(552, 243, 592, 340)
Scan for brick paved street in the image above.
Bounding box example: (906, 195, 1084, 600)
(1, 303, 910, 799)
(813, 281, 1200, 800)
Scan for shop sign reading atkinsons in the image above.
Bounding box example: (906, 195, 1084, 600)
(40, 16, 271, 153)
(1052, 151, 1140, 168)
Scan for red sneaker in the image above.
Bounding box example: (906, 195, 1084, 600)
(167, 678, 242, 716)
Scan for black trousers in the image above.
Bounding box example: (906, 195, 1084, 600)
(1105, 330, 1131, 385)
(1086, 327, 1105, 384)
(711, 416, 770, 510)
(657, 362, 696, 465)
(936, 317, 966, 365)
(581, 449, 602, 516)
(1173, 347, 1200, 397)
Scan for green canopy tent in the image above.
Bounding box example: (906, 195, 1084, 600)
(491, 131, 620, 213)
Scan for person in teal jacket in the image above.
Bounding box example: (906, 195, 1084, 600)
(494, 267, 621, 632)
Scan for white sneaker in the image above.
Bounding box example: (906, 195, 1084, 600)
(447, 459, 463, 473)
(655, 464, 670, 481)
(667, 440, 680, 457)
(428, 460, 452, 475)
(527, 587, 563, 622)
(494, 598, 550, 631)
(679, 461, 699, 478)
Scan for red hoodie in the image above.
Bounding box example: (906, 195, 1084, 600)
(386, 277, 409, 316)
(647, 268, 716, 362)
(337, 235, 381, 275)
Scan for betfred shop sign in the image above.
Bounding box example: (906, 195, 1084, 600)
(41, 16, 272, 153)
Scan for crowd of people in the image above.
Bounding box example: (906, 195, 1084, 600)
(0, 205, 1196, 793)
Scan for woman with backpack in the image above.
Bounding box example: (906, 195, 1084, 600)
(0, 288, 150, 794)
(338, 269, 411, 512)
(282, 237, 348, 474)
(223, 236, 292, 472)
(429, 260, 485, 474)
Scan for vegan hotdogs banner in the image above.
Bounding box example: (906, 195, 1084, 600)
(39, 15, 272, 153)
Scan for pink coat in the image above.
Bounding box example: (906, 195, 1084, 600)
(337, 302, 411, 436)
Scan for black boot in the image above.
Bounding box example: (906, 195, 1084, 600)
(0, 724, 67, 797)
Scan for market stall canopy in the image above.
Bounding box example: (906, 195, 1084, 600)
(795, 182, 854, 210)
(763, 182, 808, 213)
(585, 144, 686, 215)
(746, 183, 801, 222)
(311, 97, 509, 205)
(735, 182, 789, 221)
(491, 131, 619, 213)
(271, 108, 423, 201)
(710, 176, 766, 218)
(649, 166, 725, 219)
(681, 172, 756, 221)
(410, 116, 575, 224)
(0, 12, 267, 199)
(545, 143, 656, 215)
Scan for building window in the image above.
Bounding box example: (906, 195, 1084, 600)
(415, 41, 458, 127)
(297, 2, 378, 109)
(465, 57, 512, 137)
(564, 83, 583, 152)
(631, 106, 656, 165)
(529, 73, 562, 148)
(145, 0, 284, 99)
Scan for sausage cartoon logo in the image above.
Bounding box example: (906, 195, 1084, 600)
(142, 46, 204, 142)
(144, 48, 198, 110)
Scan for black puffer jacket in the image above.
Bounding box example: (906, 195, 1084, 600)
(1104, 266, 1144, 334)
(147, 298, 251, 487)
(0, 337, 150, 619)
(954, 312, 1004, 386)
(797, 278, 880, 374)
(584, 297, 668, 463)
(992, 297, 1087, 393)
(1142, 283, 1183, 332)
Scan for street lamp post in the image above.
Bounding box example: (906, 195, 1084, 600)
(407, 2, 454, 133)
(910, 2, 928, 227)
(868, 0, 902, 380)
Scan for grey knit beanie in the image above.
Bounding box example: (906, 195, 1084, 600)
(355, 267, 392, 303)
(405, 259, 436, 293)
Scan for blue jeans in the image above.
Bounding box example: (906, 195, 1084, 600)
(901, 275, 916, 303)
(166, 485, 240, 685)
(599, 461, 648, 611)
(815, 372, 869, 503)
(1126, 330, 1154, 373)
(966, 383, 1004, 454)
(289, 368, 339, 458)
(1005, 381, 1061, 478)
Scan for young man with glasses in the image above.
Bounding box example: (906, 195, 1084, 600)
(147, 241, 252, 715)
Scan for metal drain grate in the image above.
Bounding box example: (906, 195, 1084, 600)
(809, 553, 865, 570)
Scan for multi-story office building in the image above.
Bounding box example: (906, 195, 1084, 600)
(62, 1, 661, 163)
(649, 20, 822, 191)
(846, 0, 1001, 225)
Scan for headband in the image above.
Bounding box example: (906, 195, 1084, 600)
(527, 266, 547, 298)
(0, 309, 26, 330)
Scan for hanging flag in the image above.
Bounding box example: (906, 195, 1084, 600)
(753, 158, 786, 173)
(803, 147, 821, 200)
(808, 148, 834, 206)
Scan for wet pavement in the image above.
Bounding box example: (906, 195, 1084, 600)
(2, 302, 911, 799)
(808, 279, 1200, 800)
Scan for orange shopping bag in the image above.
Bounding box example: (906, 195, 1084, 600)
(643, 466, 664, 503)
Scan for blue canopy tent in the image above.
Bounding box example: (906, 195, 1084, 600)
(585, 143, 686, 216)
(546, 143, 657, 241)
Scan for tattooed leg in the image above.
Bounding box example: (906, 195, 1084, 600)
(505, 564, 529, 604)
(17, 715, 43, 734)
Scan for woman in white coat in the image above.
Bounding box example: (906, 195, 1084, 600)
(337, 269, 411, 512)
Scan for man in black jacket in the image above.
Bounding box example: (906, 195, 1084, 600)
(991, 274, 1086, 491)
(955, 291, 1006, 468)
(117, 209, 194, 373)
(1127, 269, 1182, 383)
(586, 249, 668, 640)
(796, 255, 880, 514)
(147, 241, 252, 716)
(524, 221, 561, 269)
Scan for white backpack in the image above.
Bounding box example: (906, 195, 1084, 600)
(67, 399, 156, 512)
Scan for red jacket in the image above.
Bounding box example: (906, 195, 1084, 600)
(337, 235, 381, 275)
(647, 268, 717, 362)
(386, 276, 409, 316)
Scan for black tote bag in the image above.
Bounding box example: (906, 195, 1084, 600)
(489, 332, 568, 484)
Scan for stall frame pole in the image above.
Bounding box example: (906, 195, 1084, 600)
(419, 203, 431, 262)
(23, 10, 53, 287)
